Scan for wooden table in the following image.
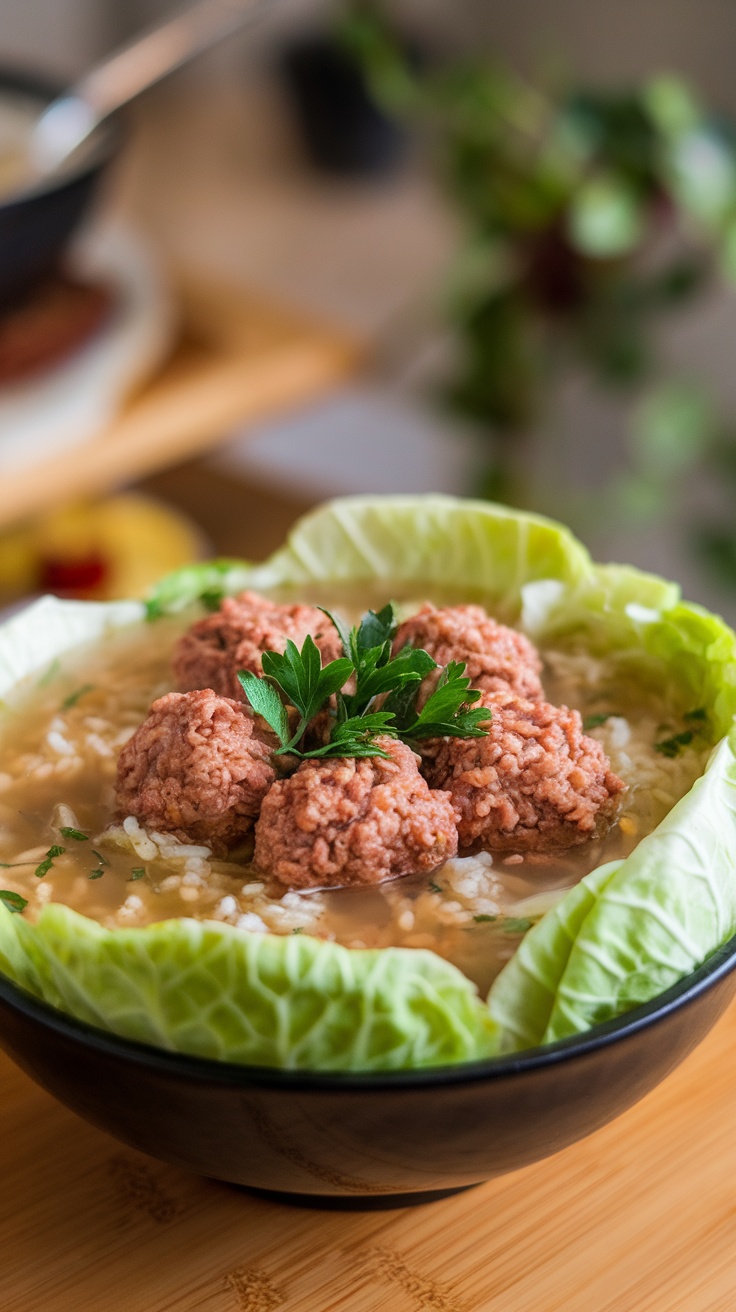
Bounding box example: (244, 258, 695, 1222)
(0, 277, 359, 532)
(3, 1000, 736, 1312)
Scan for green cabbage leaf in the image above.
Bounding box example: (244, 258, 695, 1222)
(0, 904, 498, 1069)
(2, 494, 736, 1066)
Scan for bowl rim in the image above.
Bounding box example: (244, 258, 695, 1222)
(0, 63, 121, 208)
(2, 928, 736, 1091)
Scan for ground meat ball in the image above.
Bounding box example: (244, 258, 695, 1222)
(172, 591, 344, 701)
(254, 737, 459, 889)
(393, 603, 543, 700)
(422, 694, 625, 852)
(115, 690, 279, 855)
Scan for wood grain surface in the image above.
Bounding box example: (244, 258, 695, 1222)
(3, 1000, 736, 1312)
(0, 277, 359, 532)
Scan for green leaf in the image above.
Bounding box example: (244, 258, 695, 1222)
(35, 846, 65, 880)
(59, 827, 88, 842)
(129, 868, 145, 882)
(346, 645, 436, 718)
(317, 607, 352, 658)
(237, 669, 291, 748)
(488, 862, 623, 1051)
(654, 729, 694, 757)
(403, 662, 492, 741)
(61, 684, 94, 711)
(2, 495, 736, 1065)
(299, 713, 396, 760)
(543, 730, 736, 1041)
(37, 659, 61, 688)
(583, 713, 613, 731)
(0, 891, 27, 914)
(0, 905, 500, 1071)
(262, 638, 353, 738)
(88, 870, 105, 881)
(630, 381, 714, 479)
(144, 560, 254, 620)
(567, 176, 644, 257)
(354, 603, 399, 655)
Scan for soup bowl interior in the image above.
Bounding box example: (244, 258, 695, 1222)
(0, 933, 734, 1207)
(0, 67, 120, 304)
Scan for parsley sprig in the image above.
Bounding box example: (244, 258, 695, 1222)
(238, 605, 491, 764)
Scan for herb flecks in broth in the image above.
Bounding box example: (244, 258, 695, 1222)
(0, 598, 710, 996)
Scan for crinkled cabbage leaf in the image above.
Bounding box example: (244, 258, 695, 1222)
(1, 494, 736, 1066)
(0, 905, 497, 1069)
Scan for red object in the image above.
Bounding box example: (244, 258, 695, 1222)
(38, 552, 109, 598)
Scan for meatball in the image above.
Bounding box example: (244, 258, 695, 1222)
(253, 737, 459, 889)
(172, 591, 343, 702)
(422, 693, 624, 852)
(393, 603, 543, 700)
(115, 689, 279, 855)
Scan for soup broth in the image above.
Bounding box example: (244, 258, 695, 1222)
(0, 592, 709, 996)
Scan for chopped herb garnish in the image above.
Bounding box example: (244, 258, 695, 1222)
(0, 890, 27, 913)
(655, 729, 694, 758)
(292, 927, 304, 934)
(238, 609, 492, 766)
(129, 868, 145, 881)
(502, 917, 533, 934)
(35, 845, 65, 879)
(583, 712, 613, 731)
(473, 913, 498, 923)
(59, 827, 88, 842)
(428, 880, 442, 894)
(400, 662, 492, 741)
(88, 869, 105, 880)
(91, 849, 110, 867)
(37, 658, 61, 688)
(61, 683, 94, 711)
(684, 707, 708, 723)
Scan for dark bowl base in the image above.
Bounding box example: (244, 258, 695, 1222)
(239, 1182, 479, 1211)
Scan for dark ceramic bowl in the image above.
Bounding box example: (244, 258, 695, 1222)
(0, 68, 121, 304)
(1, 932, 736, 1208)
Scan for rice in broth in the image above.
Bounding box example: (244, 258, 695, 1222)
(0, 593, 708, 998)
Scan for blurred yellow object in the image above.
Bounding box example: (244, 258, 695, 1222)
(0, 494, 205, 603)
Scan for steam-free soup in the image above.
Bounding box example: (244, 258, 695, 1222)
(0, 593, 708, 996)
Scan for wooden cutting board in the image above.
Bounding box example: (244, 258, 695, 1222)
(0, 277, 359, 532)
(2, 999, 736, 1312)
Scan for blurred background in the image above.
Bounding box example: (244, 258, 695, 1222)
(2, 0, 736, 615)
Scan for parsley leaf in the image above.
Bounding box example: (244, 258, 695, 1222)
(129, 868, 145, 882)
(684, 707, 708, 723)
(0, 890, 27, 913)
(61, 684, 94, 711)
(299, 713, 396, 759)
(261, 637, 353, 752)
(583, 712, 613, 731)
(402, 662, 492, 740)
(59, 827, 88, 842)
(35, 845, 65, 879)
(37, 658, 61, 689)
(473, 913, 498, 923)
(502, 917, 533, 934)
(88, 869, 105, 880)
(237, 670, 291, 748)
(655, 729, 694, 758)
(240, 606, 491, 764)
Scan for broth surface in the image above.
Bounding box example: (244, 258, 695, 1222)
(0, 591, 709, 996)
